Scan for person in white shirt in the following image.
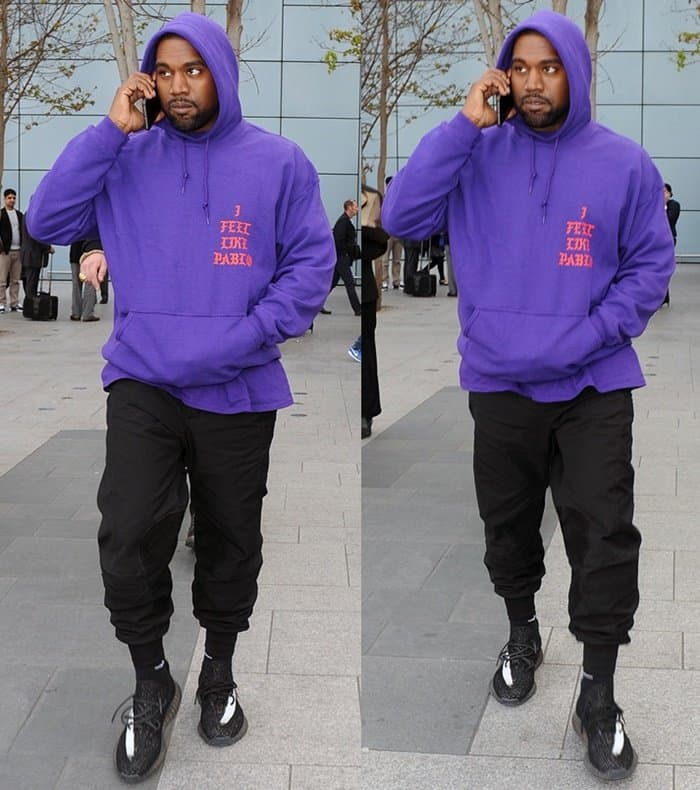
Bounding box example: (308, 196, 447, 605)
(0, 189, 24, 312)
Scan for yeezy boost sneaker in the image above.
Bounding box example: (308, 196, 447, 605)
(572, 683, 637, 781)
(196, 658, 247, 747)
(113, 676, 181, 784)
(490, 624, 543, 705)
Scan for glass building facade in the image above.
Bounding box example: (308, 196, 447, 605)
(6, 1, 360, 273)
(363, 0, 699, 258)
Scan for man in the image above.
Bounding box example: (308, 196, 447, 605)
(19, 215, 53, 301)
(382, 10, 674, 783)
(324, 198, 361, 316)
(68, 239, 100, 322)
(661, 182, 680, 306)
(381, 176, 403, 290)
(0, 189, 24, 312)
(28, 12, 334, 784)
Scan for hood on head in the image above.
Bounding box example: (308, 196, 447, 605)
(141, 12, 242, 136)
(496, 10, 591, 136)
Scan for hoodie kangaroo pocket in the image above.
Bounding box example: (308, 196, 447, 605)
(105, 311, 277, 388)
(462, 308, 603, 383)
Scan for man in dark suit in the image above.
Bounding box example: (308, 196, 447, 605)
(0, 189, 24, 312)
(323, 199, 361, 316)
(20, 216, 53, 301)
(662, 182, 680, 307)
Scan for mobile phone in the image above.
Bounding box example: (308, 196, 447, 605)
(143, 96, 161, 130)
(496, 92, 514, 126)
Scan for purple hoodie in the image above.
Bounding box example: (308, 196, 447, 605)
(382, 11, 675, 402)
(27, 12, 335, 414)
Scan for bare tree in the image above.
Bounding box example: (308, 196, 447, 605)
(1, 1, 103, 186)
(226, 0, 244, 56)
(326, 0, 475, 190)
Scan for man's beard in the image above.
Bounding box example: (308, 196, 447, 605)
(516, 97, 569, 130)
(165, 101, 219, 132)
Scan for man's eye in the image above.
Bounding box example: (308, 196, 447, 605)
(543, 65, 558, 74)
(188, 67, 202, 76)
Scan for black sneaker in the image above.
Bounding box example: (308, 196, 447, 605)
(572, 683, 637, 781)
(196, 658, 247, 747)
(112, 676, 181, 784)
(490, 624, 543, 705)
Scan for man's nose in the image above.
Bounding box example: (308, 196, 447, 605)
(524, 70, 544, 91)
(170, 72, 188, 94)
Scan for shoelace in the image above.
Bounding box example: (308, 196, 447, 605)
(195, 678, 238, 706)
(111, 693, 166, 732)
(497, 641, 538, 668)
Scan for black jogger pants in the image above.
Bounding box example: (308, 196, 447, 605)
(469, 387, 640, 646)
(97, 379, 276, 645)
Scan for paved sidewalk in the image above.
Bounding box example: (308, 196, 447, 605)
(363, 265, 700, 789)
(0, 283, 360, 790)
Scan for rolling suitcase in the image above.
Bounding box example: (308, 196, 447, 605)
(410, 266, 437, 297)
(23, 252, 58, 320)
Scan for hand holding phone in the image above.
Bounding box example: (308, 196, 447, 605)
(462, 68, 513, 129)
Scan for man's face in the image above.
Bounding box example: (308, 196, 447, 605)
(154, 36, 219, 132)
(664, 186, 671, 204)
(4, 193, 16, 210)
(509, 32, 569, 132)
(346, 201, 358, 218)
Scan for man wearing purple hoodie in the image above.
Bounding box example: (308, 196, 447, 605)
(382, 10, 674, 782)
(27, 13, 334, 784)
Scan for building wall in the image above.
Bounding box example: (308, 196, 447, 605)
(6, 1, 360, 272)
(366, 0, 699, 256)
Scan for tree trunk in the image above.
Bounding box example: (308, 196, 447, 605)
(226, 0, 244, 56)
(551, 0, 568, 14)
(374, 0, 390, 309)
(0, 1, 7, 186)
(584, 0, 603, 118)
(115, 0, 139, 74)
(191, 0, 206, 13)
(103, 0, 128, 82)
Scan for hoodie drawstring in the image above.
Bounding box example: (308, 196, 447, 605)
(180, 140, 190, 194)
(528, 136, 559, 224)
(202, 138, 210, 225)
(180, 138, 211, 225)
(528, 139, 537, 195)
(540, 137, 559, 224)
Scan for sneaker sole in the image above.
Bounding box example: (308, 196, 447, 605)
(115, 681, 182, 785)
(489, 648, 543, 707)
(197, 713, 248, 747)
(571, 711, 638, 782)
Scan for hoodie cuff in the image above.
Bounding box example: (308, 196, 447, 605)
(95, 116, 133, 149)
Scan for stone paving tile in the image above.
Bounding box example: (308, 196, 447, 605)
(0, 754, 66, 790)
(268, 610, 360, 676)
(55, 756, 161, 790)
(291, 764, 359, 789)
(259, 542, 349, 587)
(361, 751, 672, 790)
(469, 663, 580, 758)
(362, 540, 448, 594)
(362, 655, 491, 755)
(157, 762, 290, 790)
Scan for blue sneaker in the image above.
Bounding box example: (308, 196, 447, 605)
(347, 345, 361, 363)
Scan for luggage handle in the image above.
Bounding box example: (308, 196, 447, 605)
(38, 251, 53, 295)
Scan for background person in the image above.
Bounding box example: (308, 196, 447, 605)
(661, 182, 680, 307)
(0, 188, 23, 312)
